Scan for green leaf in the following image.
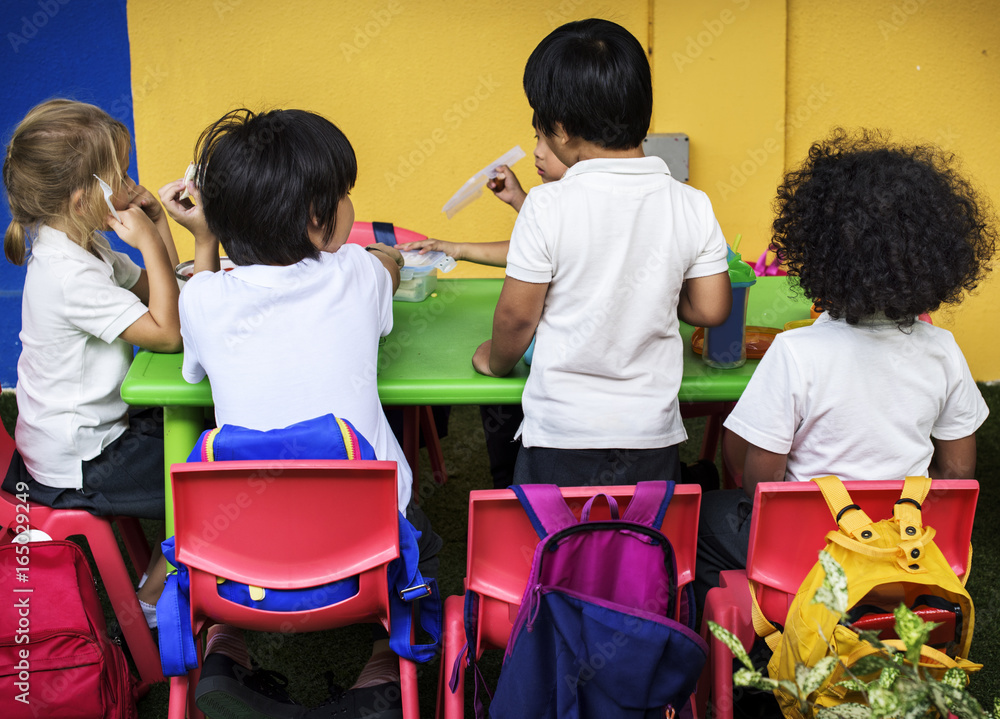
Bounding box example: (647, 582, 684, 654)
(868, 687, 901, 719)
(942, 665, 968, 690)
(733, 667, 779, 692)
(815, 703, 873, 719)
(836, 678, 871, 693)
(851, 654, 895, 677)
(707, 621, 755, 671)
(893, 604, 931, 665)
(873, 664, 900, 690)
(812, 550, 849, 616)
(798, 657, 839, 696)
(993, 696, 1000, 719)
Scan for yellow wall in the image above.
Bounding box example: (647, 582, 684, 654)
(129, 0, 1000, 379)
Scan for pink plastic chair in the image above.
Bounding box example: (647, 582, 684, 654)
(166, 459, 422, 719)
(697, 479, 978, 719)
(0, 385, 162, 686)
(436, 484, 702, 719)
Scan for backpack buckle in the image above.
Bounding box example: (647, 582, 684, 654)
(399, 583, 431, 602)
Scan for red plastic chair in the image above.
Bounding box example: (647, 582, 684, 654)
(696, 479, 978, 719)
(435, 484, 702, 719)
(0, 385, 162, 685)
(166, 459, 422, 719)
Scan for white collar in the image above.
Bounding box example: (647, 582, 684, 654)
(562, 155, 672, 179)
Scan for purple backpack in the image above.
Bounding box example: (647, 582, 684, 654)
(483, 481, 707, 719)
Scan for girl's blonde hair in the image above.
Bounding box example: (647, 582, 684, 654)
(3, 99, 131, 264)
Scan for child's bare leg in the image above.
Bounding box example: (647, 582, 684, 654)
(136, 549, 167, 605)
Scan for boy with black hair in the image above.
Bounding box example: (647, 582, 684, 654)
(473, 18, 732, 486)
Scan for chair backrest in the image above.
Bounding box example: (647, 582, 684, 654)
(465, 484, 701, 652)
(170, 460, 399, 589)
(747, 479, 978, 623)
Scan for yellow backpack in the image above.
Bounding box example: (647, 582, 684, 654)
(754, 476, 980, 718)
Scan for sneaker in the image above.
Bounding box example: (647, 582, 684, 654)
(195, 653, 306, 719)
(304, 681, 403, 719)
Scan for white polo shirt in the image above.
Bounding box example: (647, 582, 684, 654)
(724, 313, 989, 483)
(179, 244, 412, 512)
(505, 156, 729, 449)
(15, 225, 147, 488)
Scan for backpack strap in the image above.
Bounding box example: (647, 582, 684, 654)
(748, 580, 783, 653)
(892, 475, 931, 534)
(812, 475, 878, 543)
(511, 484, 578, 539)
(620, 480, 674, 529)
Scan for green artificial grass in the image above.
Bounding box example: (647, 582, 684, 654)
(1, 387, 998, 716)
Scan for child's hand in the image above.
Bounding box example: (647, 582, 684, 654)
(106, 206, 160, 249)
(158, 178, 210, 241)
(130, 184, 166, 225)
(472, 340, 502, 377)
(487, 165, 527, 212)
(398, 238, 462, 261)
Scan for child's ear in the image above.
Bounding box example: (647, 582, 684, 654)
(70, 188, 87, 216)
(549, 123, 570, 148)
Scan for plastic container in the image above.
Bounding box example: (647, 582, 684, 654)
(703, 246, 757, 369)
(394, 250, 457, 302)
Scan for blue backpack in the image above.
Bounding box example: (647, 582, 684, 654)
(476, 482, 707, 719)
(156, 414, 441, 676)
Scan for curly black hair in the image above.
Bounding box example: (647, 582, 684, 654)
(772, 129, 997, 326)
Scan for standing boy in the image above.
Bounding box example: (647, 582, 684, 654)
(473, 18, 732, 486)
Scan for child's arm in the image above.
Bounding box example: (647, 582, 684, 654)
(400, 239, 509, 267)
(132, 183, 180, 268)
(366, 242, 403, 293)
(678, 271, 732, 327)
(928, 435, 977, 478)
(108, 207, 182, 353)
(472, 277, 547, 376)
(487, 165, 527, 213)
(159, 179, 221, 274)
(741, 443, 788, 499)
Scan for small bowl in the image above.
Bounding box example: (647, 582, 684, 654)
(175, 257, 236, 282)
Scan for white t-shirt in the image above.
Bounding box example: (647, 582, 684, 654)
(179, 244, 412, 511)
(15, 225, 147, 488)
(505, 156, 729, 449)
(724, 313, 989, 483)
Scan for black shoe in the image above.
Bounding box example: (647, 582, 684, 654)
(304, 682, 403, 719)
(195, 653, 306, 719)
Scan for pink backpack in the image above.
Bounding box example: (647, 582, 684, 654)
(0, 540, 137, 718)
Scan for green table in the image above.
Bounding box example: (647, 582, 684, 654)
(121, 276, 811, 530)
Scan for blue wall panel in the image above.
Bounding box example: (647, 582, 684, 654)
(1, 0, 138, 387)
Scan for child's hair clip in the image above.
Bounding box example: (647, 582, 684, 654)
(179, 162, 198, 200)
(93, 174, 121, 222)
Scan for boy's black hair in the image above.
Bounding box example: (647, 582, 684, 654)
(773, 129, 996, 327)
(523, 18, 651, 150)
(194, 108, 357, 266)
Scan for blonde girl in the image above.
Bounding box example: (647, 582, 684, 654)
(2, 99, 181, 620)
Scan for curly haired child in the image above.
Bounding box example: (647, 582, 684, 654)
(696, 128, 997, 605)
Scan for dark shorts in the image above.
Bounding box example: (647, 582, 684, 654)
(512, 445, 682, 487)
(2, 408, 166, 520)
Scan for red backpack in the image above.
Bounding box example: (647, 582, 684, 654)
(0, 539, 137, 718)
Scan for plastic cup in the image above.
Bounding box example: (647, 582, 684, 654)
(703, 247, 757, 369)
